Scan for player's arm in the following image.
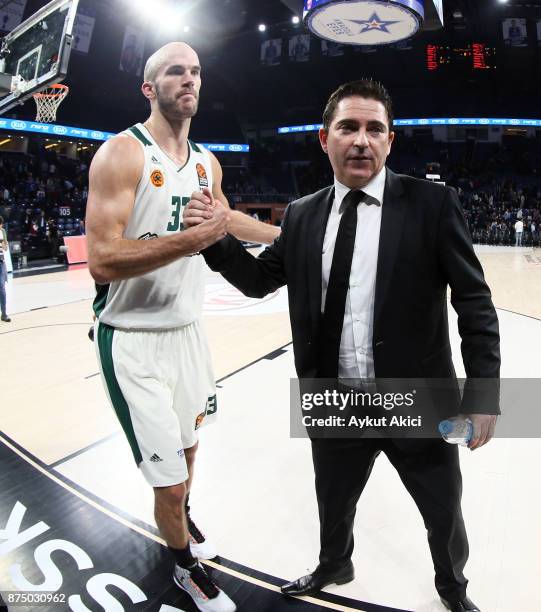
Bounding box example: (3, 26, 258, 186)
(86, 135, 229, 285)
(210, 151, 281, 244)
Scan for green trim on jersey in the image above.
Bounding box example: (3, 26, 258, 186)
(97, 322, 143, 465)
(176, 140, 191, 173)
(129, 125, 152, 147)
(93, 283, 110, 317)
(188, 139, 202, 154)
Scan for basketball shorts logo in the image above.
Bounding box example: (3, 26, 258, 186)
(206, 394, 217, 416)
(151, 169, 165, 187)
(195, 410, 206, 430)
(195, 396, 217, 429)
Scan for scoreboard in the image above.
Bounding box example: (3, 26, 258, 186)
(426, 43, 497, 71)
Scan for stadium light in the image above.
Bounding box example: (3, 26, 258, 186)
(153, 2, 192, 35)
(163, 5, 184, 24)
(258, 24, 267, 32)
(497, 0, 508, 3)
(130, 0, 188, 27)
(292, 16, 300, 24)
(131, 0, 155, 20)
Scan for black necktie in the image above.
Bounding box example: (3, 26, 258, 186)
(318, 189, 367, 378)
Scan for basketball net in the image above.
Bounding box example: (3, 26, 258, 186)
(33, 83, 69, 123)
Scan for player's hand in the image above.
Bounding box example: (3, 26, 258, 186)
(467, 414, 497, 450)
(193, 195, 230, 249)
(184, 188, 215, 228)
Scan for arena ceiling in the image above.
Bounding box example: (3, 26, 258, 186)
(2, 0, 541, 139)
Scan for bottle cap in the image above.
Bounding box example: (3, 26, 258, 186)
(438, 420, 453, 435)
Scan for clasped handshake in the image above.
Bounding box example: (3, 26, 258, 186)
(183, 187, 231, 248)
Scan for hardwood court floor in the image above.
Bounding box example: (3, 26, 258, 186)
(1, 246, 540, 612)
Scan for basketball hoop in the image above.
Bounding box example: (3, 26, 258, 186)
(33, 83, 69, 123)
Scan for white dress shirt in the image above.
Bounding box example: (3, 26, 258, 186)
(321, 167, 386, 380)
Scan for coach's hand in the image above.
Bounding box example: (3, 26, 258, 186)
(467, 414, 497, 450)
(192, 200, 230, 249)
(184, 187, 215, 228)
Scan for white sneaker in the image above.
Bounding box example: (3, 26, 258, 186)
(188, 514, 217, 559)
(173, 562, 236, 612)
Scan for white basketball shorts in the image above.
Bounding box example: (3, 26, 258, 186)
(94, 318, 217, 487)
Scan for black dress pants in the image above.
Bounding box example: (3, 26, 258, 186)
(310, 437, 469, 601)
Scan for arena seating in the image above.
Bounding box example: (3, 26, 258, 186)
(1, 134, 539, 260)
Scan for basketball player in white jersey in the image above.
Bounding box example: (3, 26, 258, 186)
(86, 42, 279, 612)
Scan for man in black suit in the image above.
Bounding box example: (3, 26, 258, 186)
(184, 80, 499, 612)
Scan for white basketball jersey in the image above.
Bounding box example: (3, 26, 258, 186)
(94, 123, 213, 330)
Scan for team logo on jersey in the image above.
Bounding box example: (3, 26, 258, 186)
(151, 169, 165, 187)
(194, 409, 206, 430)
(196, 163, 209, 188)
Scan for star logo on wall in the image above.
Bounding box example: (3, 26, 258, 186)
(347, 12, 401, 34)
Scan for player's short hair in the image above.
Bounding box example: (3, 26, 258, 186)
(322, 79, 394, 131)
(143, 42, 198, 83)
(144, 51, 165, 83)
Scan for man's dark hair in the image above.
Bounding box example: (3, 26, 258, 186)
(322, 79, 394, 131)
(0, 216, 3, 224)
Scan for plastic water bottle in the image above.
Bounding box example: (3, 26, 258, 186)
(438, 416, 473, 446)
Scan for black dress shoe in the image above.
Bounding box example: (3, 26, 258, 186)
(281, 562, 354, 596)
(440, 595, 480, 611)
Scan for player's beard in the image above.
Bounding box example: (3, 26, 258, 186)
(155, 83, 199, 120)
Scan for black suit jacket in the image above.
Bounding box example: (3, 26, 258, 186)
(204, 169, 500, 414)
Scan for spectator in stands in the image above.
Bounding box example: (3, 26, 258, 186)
(36, 210, 48, 236)
(515, 218, 524, 246)
(36, 184, 46, 203)
(47, 218, 60, 258)
(1, 132, 538, 253)
(0, 216, 10, 322)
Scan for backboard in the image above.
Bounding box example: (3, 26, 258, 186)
(0, 0, 79, 114)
